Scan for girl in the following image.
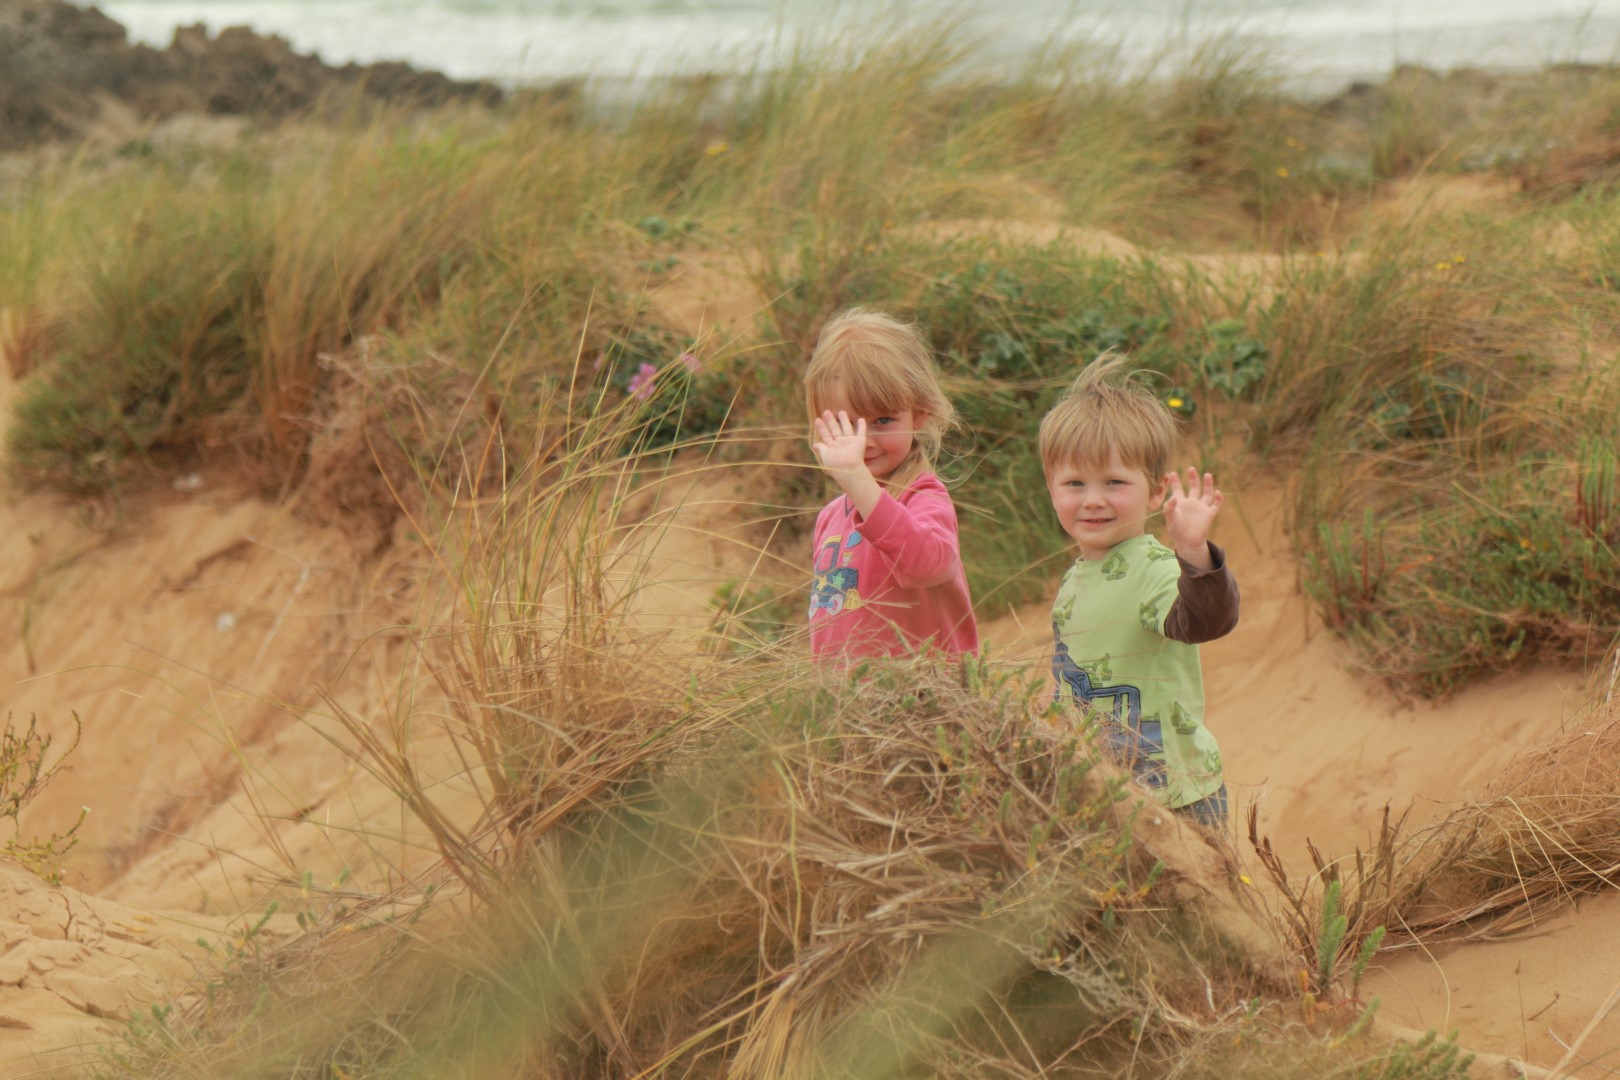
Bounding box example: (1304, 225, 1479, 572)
(804, 308, 978, 660)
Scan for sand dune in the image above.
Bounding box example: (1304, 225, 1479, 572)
(1, 263, 1616, 1072)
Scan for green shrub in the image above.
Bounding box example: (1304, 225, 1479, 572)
(1304, 462, 1620, 695)
(915, 253, 1180, 608)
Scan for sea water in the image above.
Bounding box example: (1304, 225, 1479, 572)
(96, 0, 1620, 93)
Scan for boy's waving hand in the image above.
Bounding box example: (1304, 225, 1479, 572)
(1163, 466, 1223, 571)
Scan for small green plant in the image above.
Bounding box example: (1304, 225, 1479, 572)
(291, 867, 354, 932)
(1303, 509, 1385, 631)
(1315, 879, 1348, 992)
(1316, 879, 1387, 1001)
(195, 901, 282, 968)
(596, 325, 735, 449)
(1248, 806, 1400, 1019)
(634, 214, 698, 241)
(1354, 1029, 1475, 1079)
(1195, 318, 1268, 399)
(1576, 435, 1617, 540)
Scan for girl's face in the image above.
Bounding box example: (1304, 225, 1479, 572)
(816, 383, 926, 482)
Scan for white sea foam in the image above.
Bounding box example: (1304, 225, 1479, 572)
(96, 0, 1620, 91)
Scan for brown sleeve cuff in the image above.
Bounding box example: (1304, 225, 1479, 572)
(1162, 542, 1240, 644)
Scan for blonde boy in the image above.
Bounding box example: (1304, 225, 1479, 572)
(1039, 355, 1238, 826)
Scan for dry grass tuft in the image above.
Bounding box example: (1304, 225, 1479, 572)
(296, 337, 507, 545)
(294, 658, 1295, 1079)
(1245, 690, 1620, 970)
(1390, 695, 1620, 941)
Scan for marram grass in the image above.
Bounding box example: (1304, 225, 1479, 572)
(5, 30, 1617, 684)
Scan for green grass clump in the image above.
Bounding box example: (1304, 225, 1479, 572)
(2, 129, 501, 490)
(917, 251, 1184, 609)
(6, 185, 260, 491)
(1306, 462, 1620, 694)
(1254, 205, 1620, 694)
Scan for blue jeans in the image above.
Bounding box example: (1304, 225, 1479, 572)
(1174, 784, 1229, 828)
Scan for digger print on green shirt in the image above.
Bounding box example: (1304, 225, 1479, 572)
(1050, 535, 1225, 810)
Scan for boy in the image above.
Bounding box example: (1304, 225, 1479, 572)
(1039, 355, 1239, 827)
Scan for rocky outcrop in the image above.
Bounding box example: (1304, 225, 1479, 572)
(0, 0, 504, 150)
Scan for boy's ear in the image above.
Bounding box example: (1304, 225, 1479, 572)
(1148, 473, 1169, 509)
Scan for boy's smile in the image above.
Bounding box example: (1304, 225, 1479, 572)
(1046, 450, 1166, 561)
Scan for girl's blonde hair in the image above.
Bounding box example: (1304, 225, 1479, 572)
(1038, 351, 1177, 482)
(804, 308, 957, 491)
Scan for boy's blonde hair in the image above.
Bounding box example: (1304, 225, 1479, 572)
(1039, 351, 1177, 482)
(804, 308, 957, 490)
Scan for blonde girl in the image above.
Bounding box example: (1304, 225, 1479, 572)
(803, 308, 978, 659)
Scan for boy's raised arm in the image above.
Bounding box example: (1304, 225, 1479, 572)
(1163, 544, 1240, 643)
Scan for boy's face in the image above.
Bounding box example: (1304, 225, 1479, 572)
(1046, 449, 1166, 561)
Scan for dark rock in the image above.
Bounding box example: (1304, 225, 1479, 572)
(0, 0, 504, 150)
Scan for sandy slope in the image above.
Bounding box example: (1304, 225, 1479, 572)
(1368, 888, 1620, 1079)
(0, 344, 784, 1063)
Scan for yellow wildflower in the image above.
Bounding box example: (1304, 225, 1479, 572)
(1167, 396, 1185, 409)
(1275, 166, 1290, 178)
(705, 141, 729, 157)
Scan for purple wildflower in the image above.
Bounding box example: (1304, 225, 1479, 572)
(678, 351, 700, 374)
(627, 362, 658, 401)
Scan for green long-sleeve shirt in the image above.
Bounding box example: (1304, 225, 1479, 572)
(1051, 535, 1239, 809)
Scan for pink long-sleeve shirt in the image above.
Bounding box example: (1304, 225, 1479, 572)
(807, 473, 979, 659)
